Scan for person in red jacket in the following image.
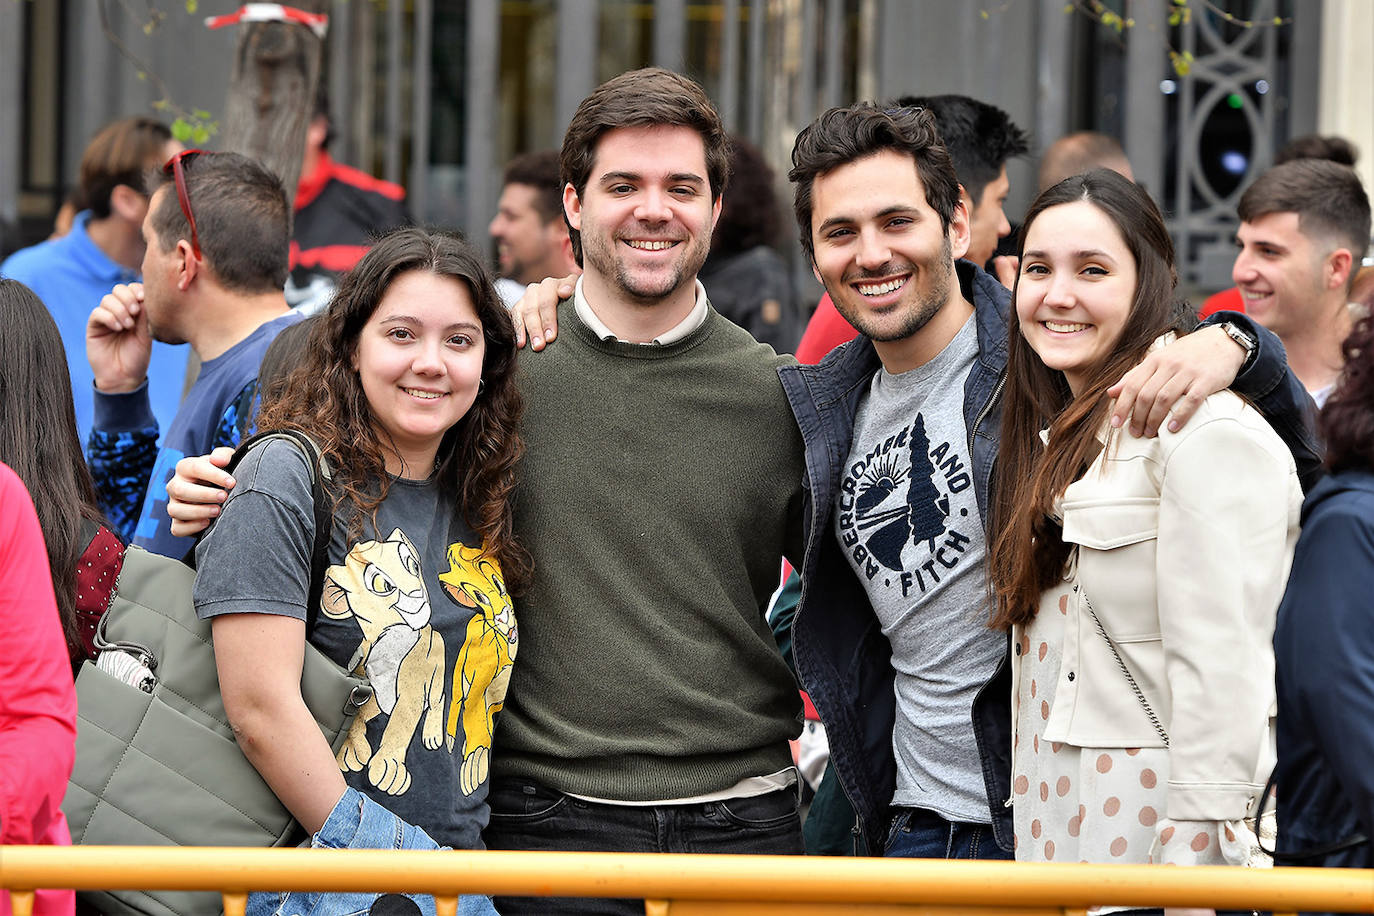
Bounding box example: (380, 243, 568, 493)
(0, 461, 78, 916)
(287, 92, 413, 313)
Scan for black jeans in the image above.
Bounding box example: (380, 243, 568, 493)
(483, 778, 804, 915)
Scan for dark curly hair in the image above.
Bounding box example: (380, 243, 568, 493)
(790, 103, 960, 264)
(256, 228, 532, 594)
(1320, 313, 1374, 476)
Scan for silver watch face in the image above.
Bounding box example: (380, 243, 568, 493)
(1225, 323, 1255, 354)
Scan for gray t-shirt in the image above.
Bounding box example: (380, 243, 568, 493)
(835, 316, 1004, 823)
(193, 438, 517, 849)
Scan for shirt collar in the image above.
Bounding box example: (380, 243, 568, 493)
(572, 276, 709, 345)
(69, 211, 139, 284)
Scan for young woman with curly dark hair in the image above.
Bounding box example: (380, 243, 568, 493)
(188, 227, 526, 916)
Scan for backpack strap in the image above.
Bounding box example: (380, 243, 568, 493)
(223, 430, 334, 635)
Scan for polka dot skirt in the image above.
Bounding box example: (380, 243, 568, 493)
(1012, 584, 1246, 892)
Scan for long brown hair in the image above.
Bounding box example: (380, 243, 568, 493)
(256, 228, 532, 594)
(988, 170, 1192, 629)
(0, 279, 112, 660)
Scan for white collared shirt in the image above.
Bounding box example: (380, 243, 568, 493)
(572, 275, 709, 344)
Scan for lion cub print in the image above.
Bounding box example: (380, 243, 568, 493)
(322, 529, 446, 796)
(439, 544, 517, 796)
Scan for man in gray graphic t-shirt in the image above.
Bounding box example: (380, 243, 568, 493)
(836, 317, 1003, 830)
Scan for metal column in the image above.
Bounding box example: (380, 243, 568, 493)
(465, 0, 500, 241)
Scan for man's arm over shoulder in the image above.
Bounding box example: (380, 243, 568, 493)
(1201, 310, 1323, 492)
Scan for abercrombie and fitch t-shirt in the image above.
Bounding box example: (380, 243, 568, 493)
(835, 316, 1004, 824)
(194, 438, 517, 849)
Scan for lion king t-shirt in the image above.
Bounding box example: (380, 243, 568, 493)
(194, 437, 516, 849)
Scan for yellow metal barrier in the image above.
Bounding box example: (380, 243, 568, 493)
(1, 847, 1371, 915)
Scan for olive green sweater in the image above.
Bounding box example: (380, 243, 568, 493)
(493, 300, 806, 800)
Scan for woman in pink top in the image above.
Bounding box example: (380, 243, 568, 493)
(0, 460, 77, 915)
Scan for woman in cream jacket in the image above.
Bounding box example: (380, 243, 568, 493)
(988, 170, 1302, 906)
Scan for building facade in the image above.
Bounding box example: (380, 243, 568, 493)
(2, 1, 1367, 293)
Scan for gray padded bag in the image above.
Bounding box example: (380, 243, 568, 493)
(63, 431, 373, 916)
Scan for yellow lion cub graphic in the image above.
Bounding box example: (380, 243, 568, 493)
(439, 544, 518, 796)
(323, 528, 447, 796)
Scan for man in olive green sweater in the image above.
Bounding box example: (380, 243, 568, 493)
(484, 68, 807, 914)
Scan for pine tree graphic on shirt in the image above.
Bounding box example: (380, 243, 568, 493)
(906, 414, 949, 551)
(853, 413, 950, 571)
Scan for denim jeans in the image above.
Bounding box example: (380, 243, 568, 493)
(483, 779, 804, 915)
(882, 807, 1013, 860)
(247, 788, 499, 916)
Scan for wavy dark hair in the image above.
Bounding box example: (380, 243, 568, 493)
(1320, 313, 1374, 475)
(790, 103, 960, 264)
(256, 228, 532, 593)
(0, 279, 112, 660)
(989, 170, 1194, 630)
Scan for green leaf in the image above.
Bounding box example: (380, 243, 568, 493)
(171, 118, 194, 143)
(193, 109, 211, 121)
(185, 0, 198, 12)
(191, 125, 210, 145)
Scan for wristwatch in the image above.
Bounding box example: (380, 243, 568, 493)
(1221, 321, 1257, 370)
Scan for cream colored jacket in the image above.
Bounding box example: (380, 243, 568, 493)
(1012, 388, 1302, 822)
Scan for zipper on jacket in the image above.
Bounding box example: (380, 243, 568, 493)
(968, 370, 1007, 450)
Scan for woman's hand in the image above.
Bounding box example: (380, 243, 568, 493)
(512, 274, 576, 350)
(166, 447, 237, 537)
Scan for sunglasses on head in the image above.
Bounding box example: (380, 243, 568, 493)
(162, 149, 208, 260)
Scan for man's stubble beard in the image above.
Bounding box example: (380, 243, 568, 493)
(582, 228, 711, 307)
(838, 235, 955, 343)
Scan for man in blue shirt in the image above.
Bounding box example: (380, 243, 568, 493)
(86, 150, 304, 558)
(2, 117, 189, 442)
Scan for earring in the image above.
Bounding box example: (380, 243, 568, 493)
(478, 379, 486, 394)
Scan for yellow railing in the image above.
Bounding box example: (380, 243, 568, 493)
(1, 847, 1371, 915)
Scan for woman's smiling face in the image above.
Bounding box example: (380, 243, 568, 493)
(353, 269, 486, 478)
(1015, 200, 1139, 396)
